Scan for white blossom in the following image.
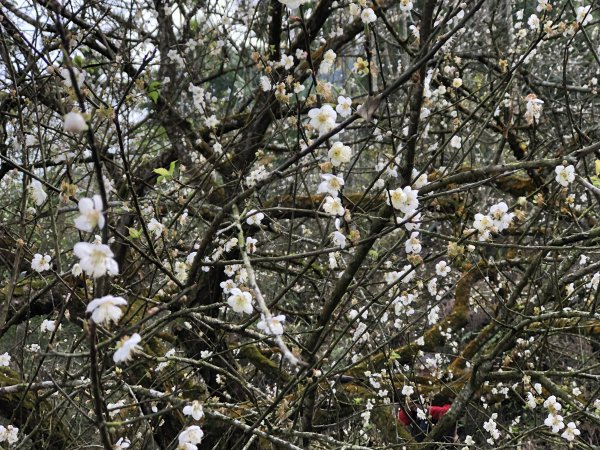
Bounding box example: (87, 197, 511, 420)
(64, 111, 88, 133)
(259, 76, 271, 92)
(524, 93, 544, 124)
(576, 6, 592, 26)
(257, 314, 286, 335)
(114, 437, 131, 449)
(73, 242, 119, 278)
(387, 186, 419, 214)
(220, 279, 237, 294)
(86, 295, 128, 326)
(336, 96, 352, 117)
(401, 385, 414, 396)
(147, 218, 165, 238)
(317, 174, 344, 197)
(405, 232, 421, 254)
(0, 352, 10, 367)
(31, 253, 51, 272)
(450, 135, 462, 148)
(483, 413, 500, 441)
(544, 413, 565, 433)
(527, 14, 540, 30)
(526, 392, 537, 409)
(183, 400, 205, 421)
(246, 210, 265, 226)
(71, 263, 82, 277)
(328, 142, 352, 166)
(178, 425, 204, 446)
(489, 202, 514, 232)
(308, 105, 337, 135)
(319, 49, 337, 74)
(561, 422, 581, 441)
(554, 165, 575, 187)
(322, 196, 345, 216)
(0, 425, 19, 444)
(280, 54, 294, 70)
(30, 179, 48, 206)
(399, 0, 413, 13)
(74, 195, 105, 232)
(246, 237, 258, 254)
(361, 8, 377, 24)
(113, 333, 142, 364)
(227, 288, 253, 314)
(332, 230, 347, 249)
(40, 319, 57, 333)
(411, 168, 429, 189)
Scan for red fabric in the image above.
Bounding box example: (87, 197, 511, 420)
(429, 404, 451, 421)
(397, 409, 411, 426)
(397, 404, 451, 426)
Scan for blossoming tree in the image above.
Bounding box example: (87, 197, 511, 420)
(0, 0, 599, 448)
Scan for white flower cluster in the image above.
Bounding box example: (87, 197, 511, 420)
(385, 265, 415, 285)
(576, 5, 593, 26)
(483, 413, 500, 444)
(0, 425, 19, 445)
(387, 185, 419, 216)
(543, 395, 564, 433)
(0, 352, 11, 366)
(245, 165, 269, 187)
(178, 425, 204, 449)
(471, 201, 514, 241)
(393, 292, 415, 318)
(319, 50, 336, 74)
(524, 93, 543, 125)
(188, 84, 206, 110)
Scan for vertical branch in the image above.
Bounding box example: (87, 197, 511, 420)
(232, 205, 304, 367)
(88, 321, 114, 449)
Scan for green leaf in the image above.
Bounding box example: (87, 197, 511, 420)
(591, 176, 600, 188)
(153, 168, 171, 177)
(169, 160, 178, 176)
(147, 80, 161, 103)
(148, 91, 159, 103)
(128, 228, 142, 239)
(73, 55, 85, 68)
